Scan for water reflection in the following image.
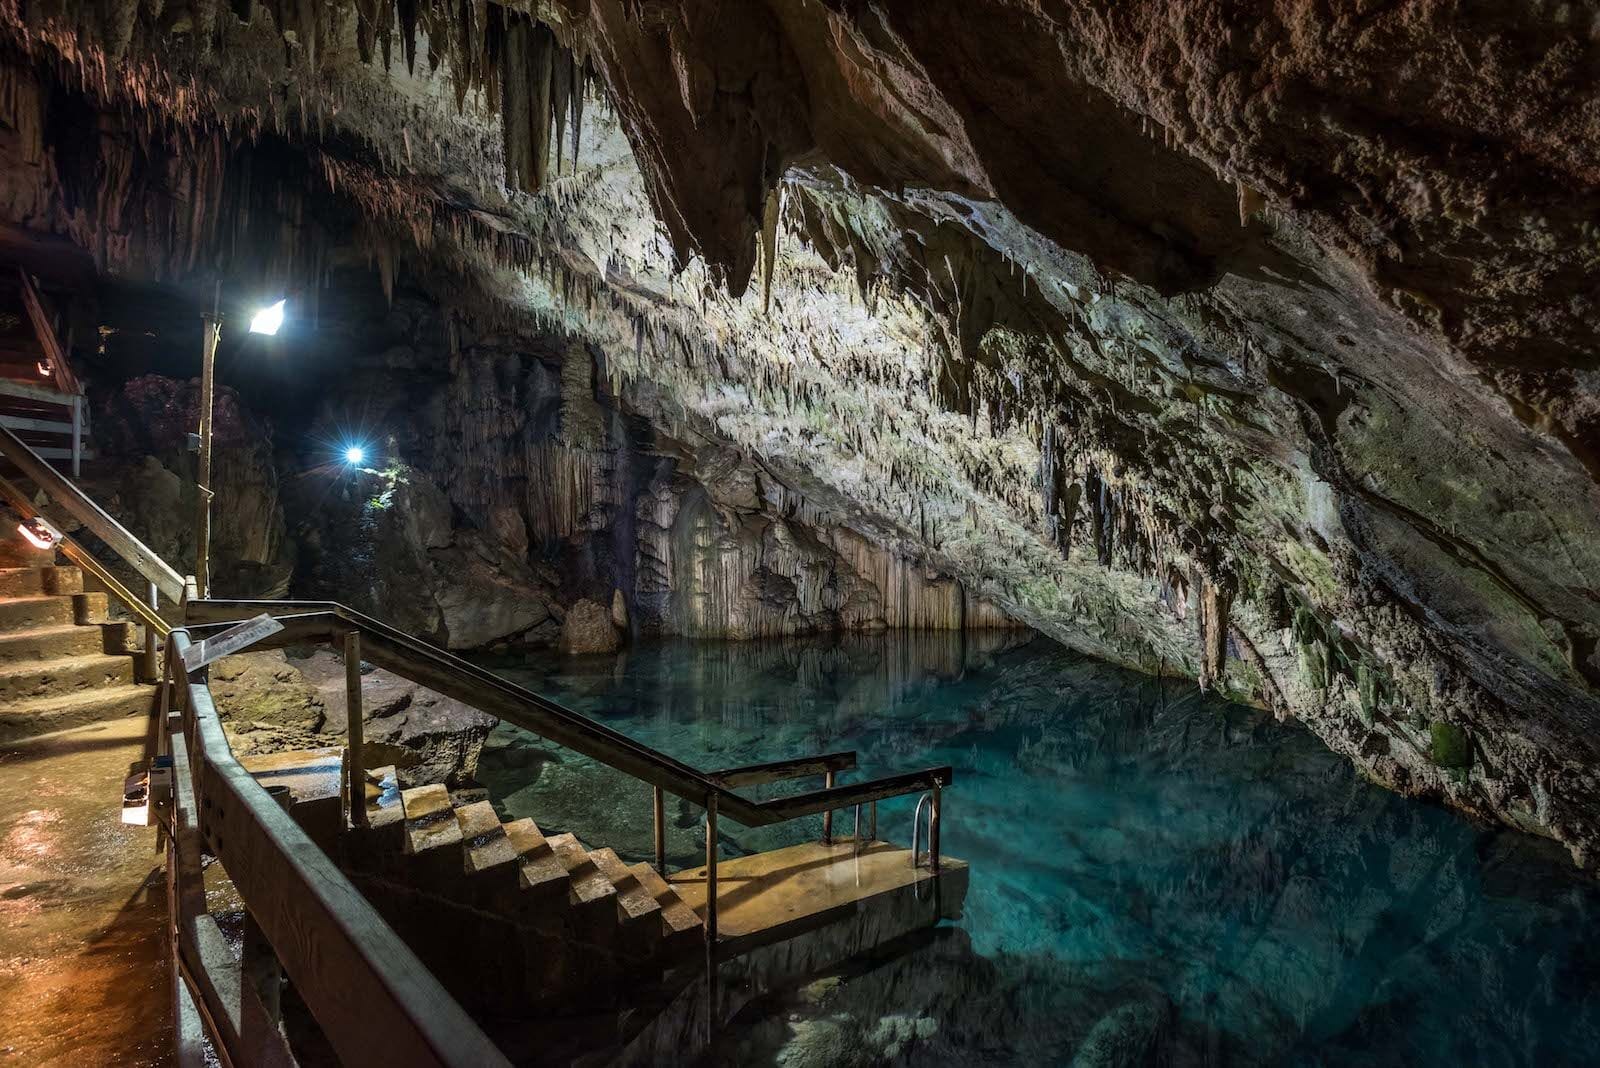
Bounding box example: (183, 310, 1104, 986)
(477, 633, 1600, 1066)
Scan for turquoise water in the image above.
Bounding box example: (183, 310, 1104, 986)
(476, 632, 1600, 1066)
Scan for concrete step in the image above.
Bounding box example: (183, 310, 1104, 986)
(0, 652, 136, 702)
(547, 832, 617, 910)
(400, 783, 463, 877)
(454, 800, 523, 898)
(0, 622, 110, 663)
(629, 861, 705, 957)
(503, 817, 570, 899)
(0, 682, 157, 742)
(590, 847, 664, 956)
(0, 594, 74, 630)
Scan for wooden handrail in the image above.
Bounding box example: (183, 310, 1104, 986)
(0, 424, 185, 600)
(185, 599, 954, 829)
(708, 751, 858, 788)
(0, 474, 170, 638)
(168, 630, 510, 1067)
(16, 267, 81, 395)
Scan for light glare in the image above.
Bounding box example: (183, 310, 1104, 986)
(248, 299, 286, 335)
(17, 520, 54, 550)
(344, 446, 366, 465)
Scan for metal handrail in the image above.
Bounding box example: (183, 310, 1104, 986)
(184, 598, 954, 830)
(185, 593, 956, 1029)
(165, 630, 509, 1067)
(0, 473, 170, 639)
(911, 786, 942, 872)
(0, 423, 185, 600)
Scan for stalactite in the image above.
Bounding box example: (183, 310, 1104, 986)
(758, 182, 781, 315)
(1197, 575, 1231, 690)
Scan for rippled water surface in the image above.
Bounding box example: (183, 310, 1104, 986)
(476, 632, 1600, 1066)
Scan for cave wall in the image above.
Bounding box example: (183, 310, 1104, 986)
(0, 2, 1595, 865)
(71, 280, 1013, 649)
(272, 295, 1014, 646)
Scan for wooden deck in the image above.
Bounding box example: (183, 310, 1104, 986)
(670, 839, 968, 957)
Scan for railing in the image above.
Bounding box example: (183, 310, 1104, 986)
(0, 423, 185, 600)
(183, 598, 956, 960)
(185, 599, 953, 830)
(0, 423, 184, 680)
(0, 379, 88, 475)
(0, 423, 508, 1064)
(163, 629, 509, 1067)
(6, 268, 86, 473)
(5, 396, 958, 1048)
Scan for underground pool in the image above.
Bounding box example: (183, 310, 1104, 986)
(475, 631, 1600, 1066)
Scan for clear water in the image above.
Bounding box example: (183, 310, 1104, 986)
(475, 632, 1600, 1067)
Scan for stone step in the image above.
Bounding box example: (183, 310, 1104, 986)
(0, 540, 54, 569)
(42, 566, 82, 595)
(343, 764, 406, 868)
(455, 800, 522, 889)
(547, 832, 617, 910)
(0, 682, 156, 742)
(590, 847, 662, 926)
(501, 817, 570, 899)
(0, 567, 46, 597)
(0, 594, 74, 630)
(590, 847, 664, 956)
(0, 652, 135, 702)
(629, 861, 705, 957)
(71, 592, 110, 625)
(401, 783, 463, 863)
(0, 623, 108, 663)
(363, 764, 404, 827)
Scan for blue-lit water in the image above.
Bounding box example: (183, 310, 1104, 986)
(476, 632, 1600, 1066)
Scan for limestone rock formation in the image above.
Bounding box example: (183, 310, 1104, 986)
(559, 597, 620, 655)
(0, 3, 1595, 863)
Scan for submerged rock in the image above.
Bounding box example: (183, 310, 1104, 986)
(1070, 997, 1169, 1068)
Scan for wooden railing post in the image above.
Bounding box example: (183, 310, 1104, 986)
(192, 317, 220, 599)
(345, 630, 366, 826)
(821, 769, 835, 844)
(242, 785, 290, 1028)
(69, 394, 81, 478)
(704, 790, 719, 1042)
(653, 785, 666, 875)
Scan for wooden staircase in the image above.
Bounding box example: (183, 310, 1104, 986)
(0, 269, 89, 475)
(0, 532, 156, 742)
(340, 766, 704, 1017)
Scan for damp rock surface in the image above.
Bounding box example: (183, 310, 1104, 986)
(0, 2, 1595, 858)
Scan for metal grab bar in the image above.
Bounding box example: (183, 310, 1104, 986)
(911, 783, 943, 872)
(852, 800, 878, 855)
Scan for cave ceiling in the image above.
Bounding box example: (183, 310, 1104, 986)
(0, 1, 1597, 863)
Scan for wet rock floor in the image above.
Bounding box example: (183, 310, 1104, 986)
(0, 717, 172, 1065)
